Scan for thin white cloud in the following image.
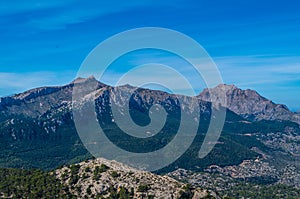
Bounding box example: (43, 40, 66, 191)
(214, 55, 300, 78)
(0, 0, 75, 16)
(0, 71, 76, 97)
(1, 0, 159, 30)
(17, 0, 167, 30)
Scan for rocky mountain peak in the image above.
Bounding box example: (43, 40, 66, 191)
(72, 75, 97, 84)
(214, 83, 238, 90)
(199, 84, 300, 124)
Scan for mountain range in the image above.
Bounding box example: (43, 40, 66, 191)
(1, 77, 299, 124)
(0, 77, 299, 191)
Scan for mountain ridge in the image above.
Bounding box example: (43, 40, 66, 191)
(1, 78, 299, 125)
(198, 83, 300, 124)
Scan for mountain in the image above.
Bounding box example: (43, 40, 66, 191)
(0, 77, 299, 190)
(55, 158, 218, 199)
(0, 77, 256, 170)
(0, 76, 104, 118)
(0, 158, 218, 199)
(198, 84, 300, 124)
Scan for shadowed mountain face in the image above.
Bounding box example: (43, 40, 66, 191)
(198, 84, 300, 124)
(0, 77, 299, 185)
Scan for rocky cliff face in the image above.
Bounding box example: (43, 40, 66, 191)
(198, 84, 300, 124)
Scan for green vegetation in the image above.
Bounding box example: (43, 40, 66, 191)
(98, 164, 110, 173)
(69, 164, 81, 185)
(97, 186, 132, 199)
(1, 99, 299, 176)
(86, 186, 92, 195)
(0, 168, 74, 198)
(93, 164, 110, 180)
(137, 184, 150, 192)
(220, 183, 300, 199)
(178, 184, 194, 199)
(0, 114, 92, 171)
(84, 166, 91, 173)
(118, 187, 131, 199)
(110, 171, 120, 178)
(0, 165, 299, 198)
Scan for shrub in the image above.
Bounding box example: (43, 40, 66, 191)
(137, 184, 150, 192)
(110, 171, 120, 178)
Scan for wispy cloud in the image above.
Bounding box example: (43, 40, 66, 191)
(2, 0, 171, 30)
(213, 55, 300, 110)
(0, 0, 74, 16)
(0, 71, 76, 97)
(214, 55, 300, 87)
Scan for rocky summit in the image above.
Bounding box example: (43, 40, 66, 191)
(198, 84, 300, 124)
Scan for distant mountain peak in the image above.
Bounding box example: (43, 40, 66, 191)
(199, 84, 300, 124)
(72, 75, 97, 84)
(214, 84, 238, 90)
(209, 84, 261, 96)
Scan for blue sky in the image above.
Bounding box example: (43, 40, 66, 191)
(0, 0, 300, 111)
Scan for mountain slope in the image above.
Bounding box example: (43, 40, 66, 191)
(55, 158, 218, 199)
(0, 158, 218, 199)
